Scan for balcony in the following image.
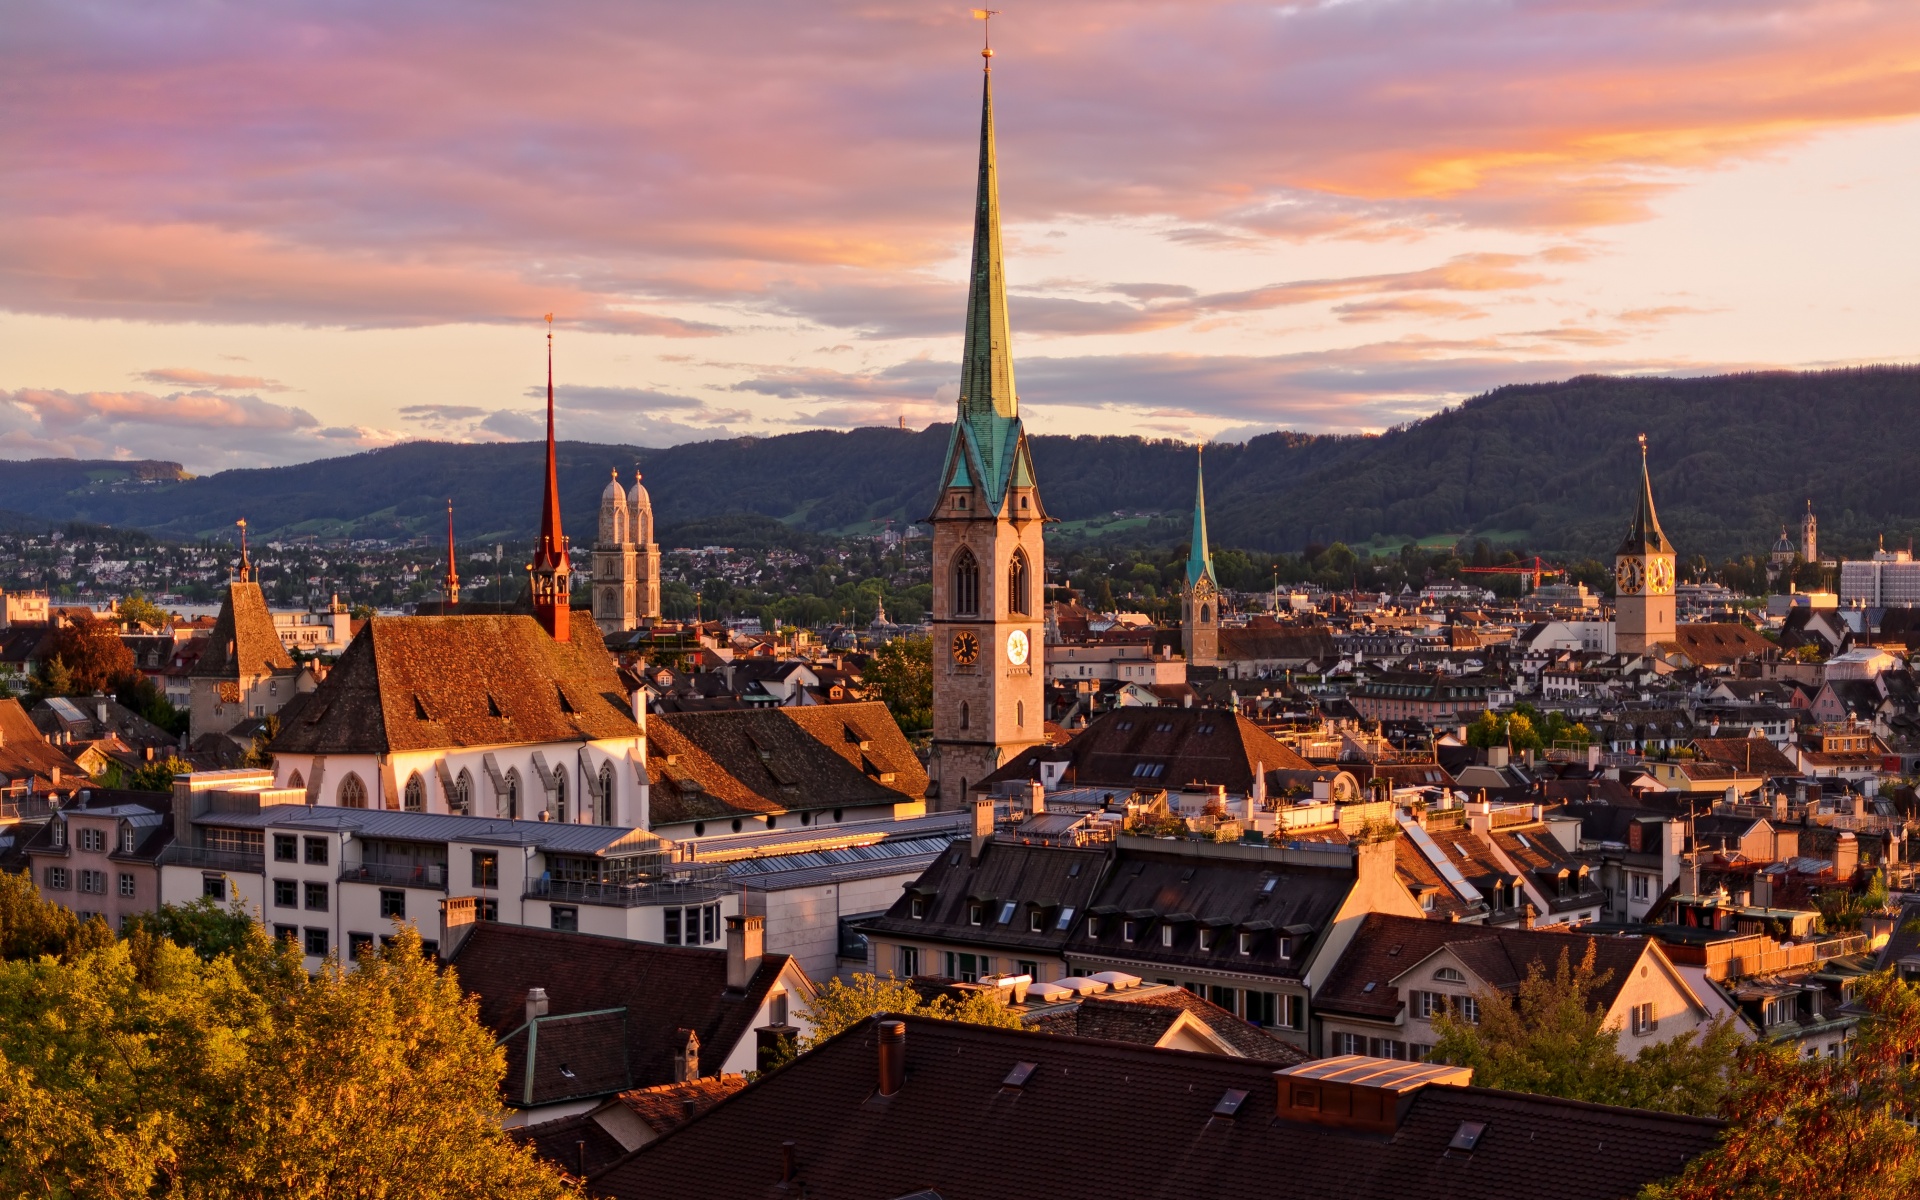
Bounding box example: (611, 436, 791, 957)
(159, 845, 265, 874)
(527, 866, 730, 909)
(340, 861, 448, 890)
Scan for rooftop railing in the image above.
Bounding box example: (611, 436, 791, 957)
(158, 845, 264, 874)
(340, 861, 448, 890)
(527, 865, 731, 909)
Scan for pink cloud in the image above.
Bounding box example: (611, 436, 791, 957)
(136, 367, 287, 390)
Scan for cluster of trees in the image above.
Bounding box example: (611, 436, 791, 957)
(25, 611, 188, 737)
(863, 635, 932, 732)
(0, 873, 580, 1197)
(1464, 704, 1592, 752)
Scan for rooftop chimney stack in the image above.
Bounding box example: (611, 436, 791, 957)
(727, 914, 766, 990)
(525, 987, 549, 1027)
(971, 797, 994, 859)
(877, 1019, 906, 1097)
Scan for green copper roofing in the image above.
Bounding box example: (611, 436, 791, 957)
(1617, 435, 1674, 556)
(945, 66, 1024, 508)
(1187, 447, 1216, 589)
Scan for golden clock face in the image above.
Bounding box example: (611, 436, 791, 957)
(951, 630, 980, 665)
(1648, 557, 1673, 594)
(1006, 629, 1030, 666)
(1615, 559, 1644, 595)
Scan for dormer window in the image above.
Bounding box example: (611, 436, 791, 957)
(51, 820, 66, 848)
(1160, 924, 1174, 947)
(970, 903, 984, 926)
(1238, 931, 1253, 955)
(910, 896, 926, 920)
(1198, 928, 1214, 952)
(1029, 909, 1044, 933)
(1122, 920, 1137, 942)
(120, 825, 135, 853)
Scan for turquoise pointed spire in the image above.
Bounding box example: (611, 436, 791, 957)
(1187, 446, 1216, 589)
(944, 52, 1025, 508)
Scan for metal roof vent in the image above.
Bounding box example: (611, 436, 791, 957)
(1449, 1120, 1488, 1151)
(1212, 1088, 1249, 1118)
(1002, 1061, 1038, 1090)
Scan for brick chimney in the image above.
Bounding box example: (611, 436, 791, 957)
(727, 914, 765, 990)
(971, 797, 994, 860)
(525, 986, 549, 1027)
(877, 1019, 906, 1096)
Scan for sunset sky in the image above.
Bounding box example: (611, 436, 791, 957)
(5, 0, 1920, 473)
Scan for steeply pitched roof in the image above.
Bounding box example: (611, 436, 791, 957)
(190, 580, 293, 678)
(1316, 913, 1653, 1021)
(1186, 449, 1215, 590)
(982, 706, 1311, 795)
(591, 1015, 1722, 1200)
(1027, 987, 1309, 1065)
(446, 924, 791, 1105)
(0, 697, 82, 789)
(859, 837, 1107, 953)
(615, 1075, 750, 1135)
(268, 614, 638, 754)
(1668, 623, 1775, 667)
(1617, 438, 1674, 557)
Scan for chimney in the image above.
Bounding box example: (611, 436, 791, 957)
(1753, 873, 1773, 909)
(727, 914, 765, 990)
(780, 1141, 797, 1186)
(1586, 743, 1601, 771)
(525, 987, 549, 1027)
(877, 1019, 906, 1097)
(95, 697, 108, 726)
(1028, 781, 1046, 815)
(971, 797, 994, 860)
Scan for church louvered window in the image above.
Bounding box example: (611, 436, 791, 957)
(952, 548, 980, 616)
(1007, 550, 1030, 616)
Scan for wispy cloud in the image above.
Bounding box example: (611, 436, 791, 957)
(135, 367, 289, 391)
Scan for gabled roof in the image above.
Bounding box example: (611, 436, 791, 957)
(647, 701, 925, 824)
(268, 614, 638, 754)
(1316, 913, 1655, 1021)
(0, 698, 82, 790)
(1027, 987, 1309, 1065)
(190, 580, 292, 678)
(446, 923, 792, 1105)
(590, 1015, 1723, 1200)
(860, 837, 1107, 953)
(1666, 623, 1775, 667)
(982, 706, 1311, 795)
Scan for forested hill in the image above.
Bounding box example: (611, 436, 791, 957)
(3, 366, 1917, 560)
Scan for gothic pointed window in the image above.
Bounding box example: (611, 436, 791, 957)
(1200, 604, 1212, 623)
(504, 768, 521, 820)
(403, 772, 426, 813)
(960, 701, 970, 731)
(453, 768, 473, 815)
(1007, 550, 1030, 617)
(288, 769, 304, 790)
(553, 773, 567, 823)
(952, 548, 980, 616)
(599, 764, 617, 825)
(338, 773, 367, 809)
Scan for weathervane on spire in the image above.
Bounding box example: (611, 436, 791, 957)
(235, 518, 251, 582)
(973, 9, 998, 66)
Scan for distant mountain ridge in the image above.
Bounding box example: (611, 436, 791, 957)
(4, 366, 1917, 560)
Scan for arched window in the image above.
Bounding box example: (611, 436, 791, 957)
(1016, 700, 1025, 727)
(338, 773, 367, 809)
(553, 773, 568, 823)
(960, 701, 970, 730)
(1200, 603, 1212, 623)
(951, 547, 980, 616)
(287, 769, 304, 790)
(453, 768, 473, 815)
(403, 772, 426, 813)
(1007, 550, 1030, 616)
(599, 764, 616, 825)
(504, 768, 521, 820)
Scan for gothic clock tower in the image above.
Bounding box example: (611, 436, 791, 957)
(927, 46, 1047, 810)
(1614, 434, 1675, 654)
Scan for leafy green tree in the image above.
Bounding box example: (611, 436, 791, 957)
(124, 897, 258, 962)
(797, 972, 1024, 1050)
(128, 755, 195, 792)
(114, 672, 189, 737)
(1431, 942, 1740, 1117)
(243, 714, 281, 769)
(29, 654, 75, 701)
(866, 634, 932, 732)
(0, 871, 114, 963)
(1642, 971, 1920, 1200)
(117, 592, 168, 630)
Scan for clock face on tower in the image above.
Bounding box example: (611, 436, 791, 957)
(1615, 559, 1644, 595)
(951, 630, 980, 666)
(1006, 629, 1030, 666)
(1647, 557, 1673, 594)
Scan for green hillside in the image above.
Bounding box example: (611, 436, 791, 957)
(2, 366, 1916, 560)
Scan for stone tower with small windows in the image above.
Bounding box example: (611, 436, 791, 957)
(926, 51, 1047, 811)
(1613, 435, 1676, 655)
(593, 469, 662, 634)
(1182, 447, 1219, 668)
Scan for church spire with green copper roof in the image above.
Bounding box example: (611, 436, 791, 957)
(1187, 445, 1216, 590)
(944, 42, 1027, 509)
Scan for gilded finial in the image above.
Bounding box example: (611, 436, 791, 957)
(974, 9, 998, 65)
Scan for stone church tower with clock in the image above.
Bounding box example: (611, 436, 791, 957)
(1614, 435, 1676, 654)
(926, 49, 1047, 810)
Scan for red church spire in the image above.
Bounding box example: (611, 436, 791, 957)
(528, 314, 571, 640)
(443, 499, 460, 607)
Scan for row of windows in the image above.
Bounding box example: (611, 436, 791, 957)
(948, 547, 1031, 618)
(1330, 1032, 1435, 1060)
(44, 866, 137, 897)
(664, 903, 723, 946)
(304, 763, 617, 823)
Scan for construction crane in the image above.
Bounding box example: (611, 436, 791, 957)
(1460, 556, 1563, 590)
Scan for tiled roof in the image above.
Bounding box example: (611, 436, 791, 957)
(1393, 837, 1483, 921)
(268, 615, 639, 754)
(1026, 987, 1310, 1064)
(616, 1075, 749, 1134)
(0, 698, 83, 789)
(646, 702, 925, 824)
(446, 923, 790, 1103)
(1217, 627, 1339, 663)
(859, 838, 1108, 954)
(1691, 737, 1798, 776)
(1667, 623, 1775, 667)
(503, 1009, 632, 1106)
(590, 1015, 1721, 1200)
(1316, 913, 1652, 1021)
(190, 581, 293, 678)
(508, 1109, 630, 1178)
(981, 706, 1312, 795)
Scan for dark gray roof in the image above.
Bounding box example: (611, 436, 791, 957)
(195, 803, 663, 856)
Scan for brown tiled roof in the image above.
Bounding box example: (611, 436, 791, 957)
(590, 1015, 1721, 1200)
(508, 1109, 631, 1178)
(503, 1010, 632, 1106)
(1691, 736, 1799, 777)
(0, 698, 84, 789)
(617, 1075, 750, 1134)
(982, 706, 1312, 794)
(647, 702, 924, 824)
(1666, 623, 1775, 667)
(1217, 627, 1338, 664)
(1316, 913, 1653, 1021)
(445, 923, 790, 1105)
(1027, 988, 1309, 1065)
(268, 615, 638, 754)
(859, 838, 1108, 955)
(190, 581, 293, 678)
(1393, 837, 1482, 922)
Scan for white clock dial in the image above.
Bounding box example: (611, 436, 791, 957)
(1006, 629, 1030, 666)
